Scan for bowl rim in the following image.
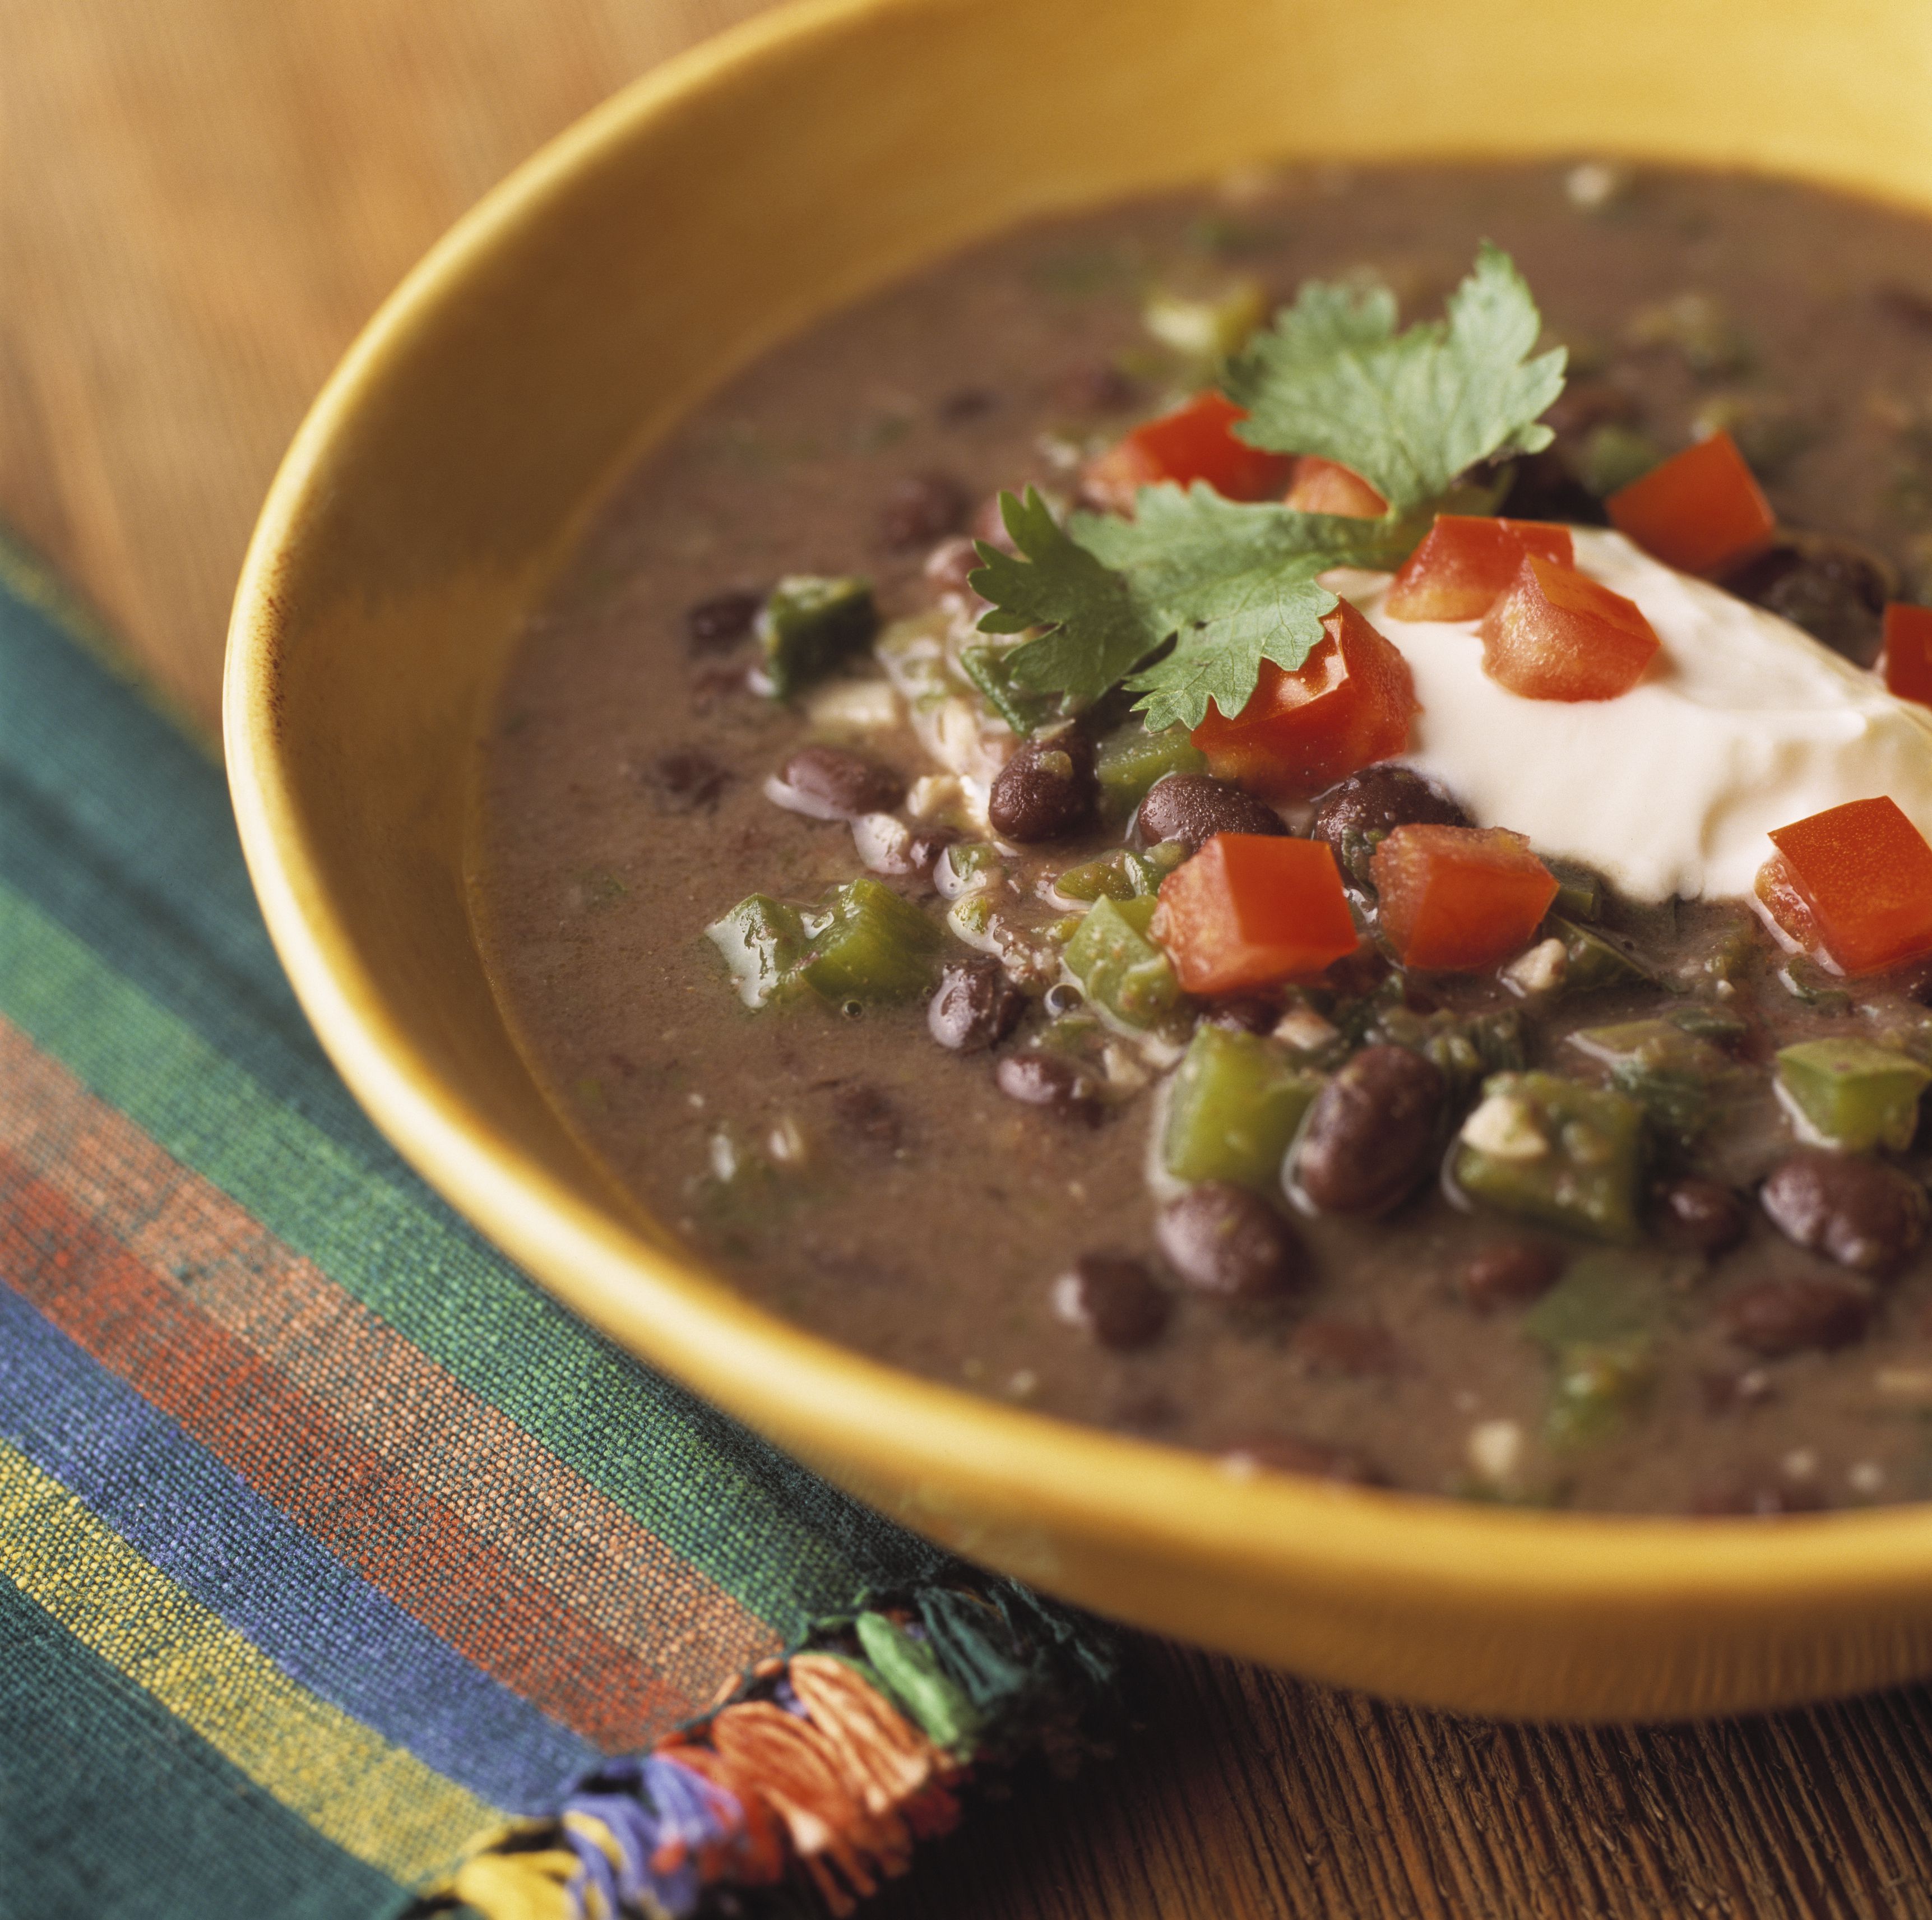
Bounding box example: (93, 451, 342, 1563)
(223, 0, 1932, 1661)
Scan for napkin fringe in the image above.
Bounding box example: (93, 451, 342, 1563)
(415, 1575, 1118, 1919)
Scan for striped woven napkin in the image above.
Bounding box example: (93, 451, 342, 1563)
(0, 530, 1116, 1920)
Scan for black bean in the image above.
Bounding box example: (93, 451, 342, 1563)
(879, 472, 967, 551)
(987, 729, 1097, 843)
(1290, 1316, 1399, 1376)
(771, 744, 904, 822)
(1311, 766, 1471, 890)
(1458, 1239, 1563, 1311)
(1292, 1044, 1444, 1215)
(1050, 362, 1137, 414)
(1760, 1149, 1927, 1278)
(937, 387, 998, 423)
(1134, 774, 1286, 854)
(1217, 1433, 1386, 1485)
(830, 1083, 906, 1156)
(1051, 1254, 1170, 1350)
(1156, 1183, 1306, 1303)
(1715, 1274, 1877, 1355)
(928, 959, 1025, 1053)
(647, 749, 731, 812)
(1656, 1177, 1749, 1256)
(994, 1050, 1101, 1123)
(1720, 533, 1894, 666)
(684, 590, 763, 653)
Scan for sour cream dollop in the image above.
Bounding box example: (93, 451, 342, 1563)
(1329, 528, 1932, 903)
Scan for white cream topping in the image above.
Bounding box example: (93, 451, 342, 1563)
(1327, 528, 1932, 903)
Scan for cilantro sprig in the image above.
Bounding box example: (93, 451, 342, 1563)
(967, 244, 1566, 733)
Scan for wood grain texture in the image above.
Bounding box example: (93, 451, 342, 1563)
(7, 4, 1932, 1914)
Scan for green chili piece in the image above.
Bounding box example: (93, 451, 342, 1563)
(1142, 278, 1269, 362)
(1549, 915, 1651, 994)
(1454, 1071, 1646, 1243)
(706, 895, 810, 1008)
(1162, 1025, 1322, 1192)
(756, 575, 878, 698)
(1523, 1253, 1664, 1450)
(1052, 854, 1138, 904)
(961, 643, 1058, 735)
(1094, 723, 1208, 821)
(1775, 1038, 1932, 1153)
(1065, 896, 1182, 1029)
(1568, 1018, 1731, 1146)
(799, 877, 942, 1006)
(1544, 862, 1604, 923)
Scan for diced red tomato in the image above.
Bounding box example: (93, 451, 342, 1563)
(1383, 516, 1576, 621)
(1156, 834, 1359, 994)
(1283, 456, 1388, 519)
(1882, 602, 1932, 706)
(1081, 392, 1296, 512)
(1369, 825, 1559, 971)
(1753, 851, 1822, 954)
(1190, 599, 1417, 800)
(1764, 797, 1932, 975)
(1479, 555, 1661, 701)
(1605, 430, 1777, 576)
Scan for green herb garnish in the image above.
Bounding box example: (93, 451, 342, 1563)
(968, 244, 1567, 733)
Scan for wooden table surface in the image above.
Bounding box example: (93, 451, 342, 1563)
(9, 5, 1932, 1914)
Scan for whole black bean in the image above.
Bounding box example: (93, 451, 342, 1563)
(1134, 774, 1286, 854)
(1051, 1254, 1170, 1350)
(1721, 533, 1894, 665)
(1310, 766, 1471, 889)
(927, 959, 1025, 1053)
(1656, 1177, 1749, 1256)
(684, 589, 763, 653)
(1458, 1239, 1563, 1312)
(1156, 1183, 1306, 1303)
(987, 729, 1096, 843)
(1292, 1044, 1444, 1215)
(1760, 1149, 1928, 1278)
(1715, 1274, 1877, 1355)
(771, 744, 905, 821)
(879, 472, 967, 551)
(994, 1050, 1101, 1123)
(646, 748, 730, 813)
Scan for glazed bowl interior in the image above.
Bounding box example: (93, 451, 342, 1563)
(228, 0, 1932, 1721)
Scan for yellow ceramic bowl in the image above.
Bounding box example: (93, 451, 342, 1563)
(226, 0, 1932, 1721)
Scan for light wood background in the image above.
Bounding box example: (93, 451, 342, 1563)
(10, 3, 1932, 1914)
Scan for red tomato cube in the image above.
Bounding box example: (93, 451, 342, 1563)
(1605, 430, 1777, 577)
(1370, 825, 1559, 972)
(1765, 797, 1932, 975)
(1081, 392, 1296, 512)
(1156, 834, 1360, 994)
(1282, 456, 1388, 519)
(1479, 555, 1661, 702)
(1383, 516, 1576, 621)
(1190, 600, 1417, 800)
(1882, 603, 1932, 707)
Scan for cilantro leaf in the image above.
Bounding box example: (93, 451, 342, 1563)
(967, 487, 1167, 710)
(1223, 242, 1565, 513)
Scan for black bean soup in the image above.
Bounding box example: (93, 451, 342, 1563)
(479, 163, 1932, 1515)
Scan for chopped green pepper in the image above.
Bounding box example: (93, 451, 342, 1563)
(706, 895, 809, 1008)
(1094, 723, 1208, 821)
(756, 576, 878, 698)
(1053, 843, 1184, 904)
(1142, 277, 1269, 362)
(1523, 1253, 1665, 1449)
(1775, 1038, 1932, 1152)
(1544, 862, 1604, 923)
(1568, 1018, 1731, 1146)
(1065, 897, 1182, 1029)
(1665, 1001, 1750, 1046)
(1549, 915, 1652, 994)
(1453, 1071, 1646, 1243)
(799, 877, 942, 1005)
(1162, 1026, 1321, 1192)
(961, 643, 1057, 735)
